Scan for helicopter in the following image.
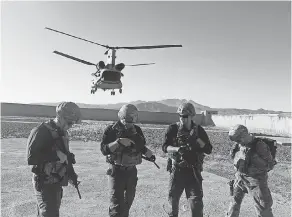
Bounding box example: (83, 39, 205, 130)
(45, 27, 182, 95)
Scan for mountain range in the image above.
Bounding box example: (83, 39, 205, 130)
(30, 98, 288, 115)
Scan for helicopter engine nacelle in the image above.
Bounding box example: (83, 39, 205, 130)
(115, 63, 125, 71)
(98, 61, 105, 69)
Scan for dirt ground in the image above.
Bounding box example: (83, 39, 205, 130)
(1, 139, 291, 217)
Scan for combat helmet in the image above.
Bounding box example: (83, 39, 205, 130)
(118, 104, 138, 123)
(56, 102, 81, 124)
(177, 102, 196, 116)
(228, 124, 249, 141)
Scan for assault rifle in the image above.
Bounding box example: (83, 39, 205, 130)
(44, 121, 82, 199)
(67, 153, 82, 199)
(142, 155, 160, 169)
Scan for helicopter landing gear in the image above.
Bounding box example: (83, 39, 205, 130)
(111, 91, 115, 96)
(119, 89, 122, 94)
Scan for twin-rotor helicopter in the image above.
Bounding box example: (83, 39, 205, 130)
(45, 27, 182, 95)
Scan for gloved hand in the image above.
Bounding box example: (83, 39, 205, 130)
(68, 152, 76, 164)
(117, 138, 135, 147)
(149, 155, 156, 162)
(144, 148, 153, 158)
(237, 159, 247, 173)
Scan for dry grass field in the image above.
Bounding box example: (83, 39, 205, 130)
(1, 116, 291, 217)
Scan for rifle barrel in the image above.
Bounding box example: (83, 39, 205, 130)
(76, 186, 82, 199)
(142, 155, 160, 169)
(154, 162, 160, 169)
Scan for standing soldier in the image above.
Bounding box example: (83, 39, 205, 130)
(100, 104, 156, 217)
(162, 102, 212, 217)
(226, 124, 275, 217)
(26, 101, 82, 217)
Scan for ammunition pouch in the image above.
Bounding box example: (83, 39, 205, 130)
(31, 165, 42, 175)
(31, 165, 46, 191)
(106, 167, 114, 176)
(33, 174, 46, 191)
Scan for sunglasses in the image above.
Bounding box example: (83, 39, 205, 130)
(230, 136, 242, 144)
(179, 114, 189, 118)
(125, 120, 134, 124)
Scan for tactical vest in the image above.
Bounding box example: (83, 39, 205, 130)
(108, 122, 142, 167)
(33, 121, 69, 186)
(168, 122, 205, 171)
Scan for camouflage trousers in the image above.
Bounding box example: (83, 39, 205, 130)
(108, 166, 138, 217)
(167, 166, 204, 217)
(33, 182, 63, 217)
(226, 172, 273, 217)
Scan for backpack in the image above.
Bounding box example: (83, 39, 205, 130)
(250, 137, 277, 161)
(246, 137, 277, 171)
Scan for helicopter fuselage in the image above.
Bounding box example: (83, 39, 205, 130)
(91, 68, 123, 94)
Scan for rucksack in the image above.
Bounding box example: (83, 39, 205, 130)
(251, 137, 277, 161)
(246, 137, 278, 171)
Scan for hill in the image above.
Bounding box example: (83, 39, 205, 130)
(135, 102, 177, 113)
(28, 98, 287, 115)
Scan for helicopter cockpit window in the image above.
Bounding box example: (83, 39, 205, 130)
(102, 70, 121, 82)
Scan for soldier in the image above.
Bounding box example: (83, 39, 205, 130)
(26, 102, 82, 217)
(226, 124, 275, 217)
(162, 102, 213, 217)
(100, 104, 156, 217)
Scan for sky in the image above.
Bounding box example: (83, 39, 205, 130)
(1, 1, 291, 111)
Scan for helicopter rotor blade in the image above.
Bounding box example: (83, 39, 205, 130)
(45, 27, 109, 49)
(125, 63, 156, 66)
(45, 27, 182, 50)
(114, 45, 182, 50)
(53, 51, 96, 66)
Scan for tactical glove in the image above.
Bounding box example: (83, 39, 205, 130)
(68, 152, 76, 164)
(144, 148, 153, 158)
(149, 155, 156, 162)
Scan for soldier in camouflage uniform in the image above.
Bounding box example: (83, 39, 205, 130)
(162, 102, 213, 217)
(26, 102, 82, 217)
(226, 124, 275, 217)
(100, 104, 156, 217)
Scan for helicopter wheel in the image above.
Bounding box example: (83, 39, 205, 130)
(111, 91, 115, 96)
(119, 89, 122, 94)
